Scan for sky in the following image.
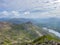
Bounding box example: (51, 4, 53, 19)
(0, 0, 60, 18)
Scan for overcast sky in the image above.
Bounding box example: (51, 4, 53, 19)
(0, 0, 60, 18)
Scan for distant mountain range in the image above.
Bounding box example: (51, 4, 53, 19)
(0, 17, 60, 32)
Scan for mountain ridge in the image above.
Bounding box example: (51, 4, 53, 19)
(0, 18, 60, 45)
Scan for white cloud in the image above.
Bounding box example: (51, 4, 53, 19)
(0, 0, 60, 18)
(0, 11, 9, 18)
(2, 11, 9, 16)
(0, 0, 59, 11)
(24, 11, 30, 15)
(11, 11, 20, 16)
(0, 9, 60, 18)
(0, 11, 20, 18)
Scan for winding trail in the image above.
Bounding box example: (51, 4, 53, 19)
(34, 30, 43, 36)
(33, 25, 43, 36)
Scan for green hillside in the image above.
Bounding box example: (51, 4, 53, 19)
(32, 34, 60, 45)
(0, 22, 60, 45)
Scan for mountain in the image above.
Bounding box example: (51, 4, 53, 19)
(0, 18, 34, 24)
(35, 18, 60, 33)
(31, 34, 60, 45)
(0, 21, 60, 45)
(0, 21, 46, 45)
(0, 17, 60, 32)
(0, 18, 60, 45)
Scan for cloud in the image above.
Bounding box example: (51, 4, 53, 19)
(0, 0, 60, 18)
(2, 11, 9, 15)
(0, 0, 59, 11)
(0, 9, 60, 18)
(11, 11, 20, 17)
(0, 11, 20, 18)
(0, 11, 9, 18)
(24, 11, 30, 15)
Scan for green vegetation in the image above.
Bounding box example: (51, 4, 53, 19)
(0, 22, 60, 45)
(27, 34, 60, 45)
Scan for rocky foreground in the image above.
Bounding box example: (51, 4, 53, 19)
(11, 38, 60, 45)
(11, 35, 60, 45)
(20, 35, 60, 45)
(32, 39, 60, 45)
(21, 40, 60, 45)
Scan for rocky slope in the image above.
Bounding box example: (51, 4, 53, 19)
(0, 22, 60, 45)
